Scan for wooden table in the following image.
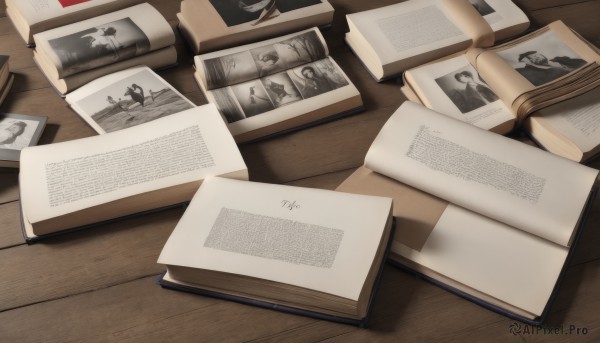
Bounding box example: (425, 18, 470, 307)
(1, 1, 599, 341)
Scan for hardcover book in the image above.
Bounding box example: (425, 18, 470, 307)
(32, 3, 177, 95)
(336, 101, 599, 324)
(194, 28, 363, 143)
(177, 0, 334, 54)
(6, 0, 143, 46)
(158, 176, 394, 326)
(345, 0, 529, 81)
(19, 104, 248, 242)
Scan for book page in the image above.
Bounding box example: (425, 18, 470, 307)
(200, 56, 360, 137)
(196, 28, 329, 90)
(66, 66, 195, 134)
(7, 0, 136, 25)
(19, 104, 247, 225)
(394, 203, 568, 316)
(346, 0, 471, 65)
(33, 3, 174, 78)
(473, 0, 529, 40)
(365, 102, 598, 247)
(158, 177, 392, 301)
(533, 86, 600, 153)
(405, 55, 515, 131)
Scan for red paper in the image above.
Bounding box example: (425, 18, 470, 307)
(58, 0, 91, 8)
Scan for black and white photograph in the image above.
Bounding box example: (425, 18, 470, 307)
(261, 72, 302, 107)
(74, 69, 194, 133)
(496, 31, 587, 87)
(231, 79, 275, 117)
(250, 45, 287, 77)
(0, 113, 46, 153)
(48, 17, 150, 76)
(210, 0, 322, 26)
(212, 88, 246, 123)
(203, 51, 260, 89)
(435, 64, 499, 113)
(469, 0, 495, 16)
(273, 31, 327, 68)
(289, 59, 349, 99)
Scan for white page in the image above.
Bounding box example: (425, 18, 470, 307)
(394, 203, 568, 316)
(20, 104, 247, 224)
(158, 177, 393, 301)
(405, 55, 514, 130)
(365, 102, 598, 246)
(8, 0, 130, 25)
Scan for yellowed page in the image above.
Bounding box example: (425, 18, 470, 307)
(19, 104, 247, 226)
(532, 86, 600, 153)
(365, 102, 598, 247)
(394, 203, 568, 316)
(195, 28, 329, 90)
(199, 56, 360, 137)
(33, 3, 174, 78)
(404, 54, 515, 132)
(441, 0, 494, 48)
(158, 177, 392, 301)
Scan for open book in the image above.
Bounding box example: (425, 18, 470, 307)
(336, 101, 599, 324)
(19, 105, 248, 242)
(177, 0, 334, 54)
(32, 3, 177, 95)
(0, 56, 14, 107)
(194, 28, 363, 143)
(345, 0, 529, 81)
(158, 177, 394, 326)
(6, 0, 143, 46)
(0, 113, 47, 168)
(66, 66, 196, 134)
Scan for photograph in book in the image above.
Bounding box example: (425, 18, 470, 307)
(469, 0, 495, 16)
(495, 31, 587, 87)
(58, 0, 92, 7)
(289, 59, 349, 99)
(48, 17, 150, 76)
(202, 30, 326, 89)
(73, 69, 194, 133)
(211, 88, 245, 123)
(0, 116, 43, 151)
(435, 65, 499, 113)
(261, 72, 302, 107)
(209, 0, 323, 27)
(231, 79, 275, 118)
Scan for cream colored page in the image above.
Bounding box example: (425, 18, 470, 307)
(9, 0, 122, 24)
(20, 104, 247, 224)
(365, 102, 598, 246)
(534, 87, 600, 152)
(478, 0, 528, 36)
(203, 56, 359, 136)
(34, 3, 174, 73)
(158, 177, 392, 301)
(347, 0, 470, 65)
(395, 203, 568, 316)
(195, 28, 329, 90)
(405, 55, 514, 130)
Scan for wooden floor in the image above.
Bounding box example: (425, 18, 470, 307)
(1, 0, 599, 341)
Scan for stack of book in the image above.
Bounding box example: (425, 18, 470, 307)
(177, 0, 334, 54)
(31, 3, 177, 95)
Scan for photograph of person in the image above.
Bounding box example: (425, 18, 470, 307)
(495, 31, 587, 87)
(261, 72, 302, 107)
(48, 17, 150, 76)
(231, 80, 275, 117)
(289, 59, 349, 99)
(209, 0, 322, 26)
(435, 65, 499, 113)
(0, 118, 40, 151)
(75, 69, 194, 133)
(469, 0, 495, 16)
(251, 46, 287, 77)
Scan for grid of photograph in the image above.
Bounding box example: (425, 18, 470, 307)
(48, 17, 151, 76)
(495, 31, 587, 87)
(209, 0, 322, 27)
(74, 69, 194, 133)
(212, 58, 349, 123)
(435, 64, 499, 113)
(203, 30, 327, 89)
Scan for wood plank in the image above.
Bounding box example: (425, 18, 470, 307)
(0, 169, 18, 204)
(0, 201, 24, 249)
(527, 1, 600, 46)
